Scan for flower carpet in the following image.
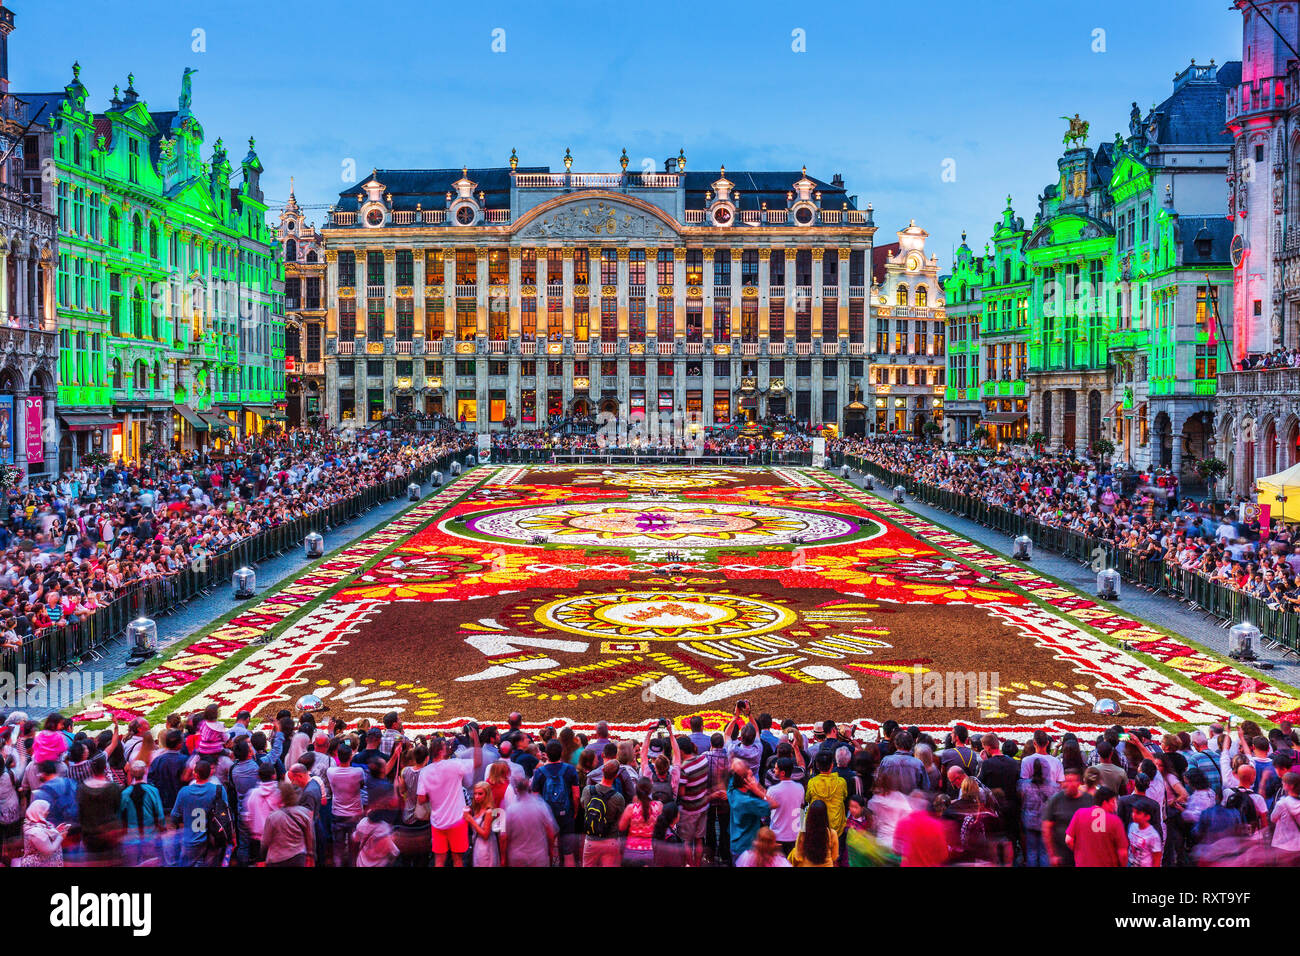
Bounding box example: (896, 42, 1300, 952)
(84, 466, 1298, 740)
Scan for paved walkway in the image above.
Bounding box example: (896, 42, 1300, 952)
(840, 469, 1300, 688)
(27, 478, 438, 718)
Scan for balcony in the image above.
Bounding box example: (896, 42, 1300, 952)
(795, 342, 812, 356)
(629, 284, 646, 298)
(454, 284, 477, 298)
(337, 341, 355, 355)
(546, 284, 564, 298)
(769, 285, 785, 300)
(366, 284, 386, 299)
(600, 341, 618, 355)
(330, 211, 357, 226)
(488, 340, 507, 354)
(422, 210, 447, 224)
(821, 340, 840, 356)
(484, 209, 511, 224)
(1226, 75, 1288, 126)
(396, 340, 413, 354)
(685, 342, 704, 355)
(767, 341, 786, 356)
(1217, 368, 1300, 397)
(657, 340, 676, 356)
(741, 342, 759, 355)
(573, 341, 590, 356)
(849, 342, 865, 355)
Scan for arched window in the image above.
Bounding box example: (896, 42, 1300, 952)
(132, 286, 146, 338)
(149, 222, 159, 259)
(73, 135, 82, 166)
(133, 360, 147, 391)
(111, 358, 123, 390)
(131, 215, 143, 253)
(1003, 259, 1011, 284)
(153, 360, 162, 393)
(305, 249, 317, 263)
(896, 285, 908, 307)
(916, 285, 928, 307)
(107, 208, 120, 247)
(284, 239, 297, 263)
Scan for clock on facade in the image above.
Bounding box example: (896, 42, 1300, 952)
(1230, 233, 1247, 269)
(793, 206, 815, 226)
(364, 207, 384, 227)
(711, 205, 733, 226)
(456, 206, 475, 225)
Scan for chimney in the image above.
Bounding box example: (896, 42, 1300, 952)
(664, 156, 679, 173)
(831, 173, 844, 188)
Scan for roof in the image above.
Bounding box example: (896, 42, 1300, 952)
(870, 242, 901, 285)
(1178, 215, 1233, 265)
(334, 165, 857, 213)
(1148, 61, 1240, 147)
(682, 170, 854, 211)
(335, 167, 548, 212)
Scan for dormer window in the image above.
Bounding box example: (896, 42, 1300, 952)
(128, 138, 141, 183)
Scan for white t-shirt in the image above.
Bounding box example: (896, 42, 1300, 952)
(1126, 822, 1162, 867)
(417, 757, 476, 829)
(1019, 752, 1065, 785)
(768, 779, 805, 843)
(1270, 795, 1300, 852)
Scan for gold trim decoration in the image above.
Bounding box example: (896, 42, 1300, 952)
(323, 250, 338, 263)
(742, 286, 759, 298)
(396, 376, 413, 391)
(573, 376, 591, 390)
(629, 343, 645, 354)
(383, 250, 397, 261)
(426, 377, 443, 390)
(617, 248, 630, 260)
(758, 248, 771, 261)
(731, 248, 743, 260)
(574, 284, 589, 296)
(686, 286, 702, 298)
(520, 285, 537, 297)
(785, 249, 797, 260)
(562, 247, 574, 259)
(509, 247, 522, 259)
(713, 343, 731, 355)
(811, 248, 824, 261)
(601, 285, 617, 297)
(674, 248, 687, 260)
(338, 287, 355, 298)
(395, 286, 414, 298)
(455, 342, 475, 354)
(425, 285, 445, 297)
(839, 248, 851, 260)
(657, 284, 674, 297)
(366, 342, 384, 354)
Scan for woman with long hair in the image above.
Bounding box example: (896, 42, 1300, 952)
(736, 826, 790, 867)
(789, 799, 837, 867)
(465, 781, 502, 867)
(618, 776, 663, 867)
(1017, 755, 1055, 867)
(485, 760, 512, 809)
(559, 726, 581, 766)
(651, 801, 686, 867)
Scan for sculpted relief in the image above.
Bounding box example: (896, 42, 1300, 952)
(518, 199, 675, 240)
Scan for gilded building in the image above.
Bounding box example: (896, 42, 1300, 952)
(278, 181, 325, 426)
(317, 152, 876, 433)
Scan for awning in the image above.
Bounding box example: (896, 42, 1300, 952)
(174, 405, 206, 430)
(982, 412, 1028, 424)
(58, 412, 118, 431)
(198, 411, 233, 431)
(243, 404, 286, 420)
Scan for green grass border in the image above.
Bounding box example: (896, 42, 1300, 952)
(77, 467, 496, 726)
(826, 476, 1300, 730)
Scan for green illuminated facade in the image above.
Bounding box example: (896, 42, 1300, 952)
(946, 61, 1237, 475)
(22, 66, 284, 465)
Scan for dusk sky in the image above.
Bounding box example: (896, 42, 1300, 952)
(16, 0, 1241, 268)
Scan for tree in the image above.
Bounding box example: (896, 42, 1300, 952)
(971, 426, 990, 447)
(1028, 431, 1047, 452)
(923, 421, 942, 442)
(1092, 438, 1115, 460)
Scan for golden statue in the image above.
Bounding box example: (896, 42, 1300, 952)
(1061, 114, 1089, 149)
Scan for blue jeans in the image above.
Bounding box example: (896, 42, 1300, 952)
(1023, 828, 1049, 867)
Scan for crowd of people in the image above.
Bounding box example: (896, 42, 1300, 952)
(1238, 349, 1300, 371)
(0, 425, 474, 653)
(3, 702, 1297, 868)
(833, 437, 1300, 611)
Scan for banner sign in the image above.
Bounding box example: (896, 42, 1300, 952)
(0, 395, 13, 464)
(23, 396, 43, 467)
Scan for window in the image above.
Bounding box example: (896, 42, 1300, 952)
(338, 251, 356, 286)
(713, 300, 730, 340)
(425, 250, 444, 283)
(107, 208, 119, 247)
(629, 298, 646, 342)
(366, 301, 384, 341)
(488, 249, 508, 285)
(600, 249, 618, 287)
(915, 285, 927, 307)
(896, 285, 908, 307)
(456, 248, 477, 285)
(520, 297, 537, 341)
(629, 248, 646, 285)
(741, 249, 759, 286)
(546, 248, 562, 284)
(1195, 344, 1217, 380)
(658, 249, 674, 287)
(770, 300, 785, 341)
(128, 138, 141, 183)
(520, 248, 537, 285)
(713, 252, 731, 288)
(686, 249, 703, 286)
(573, 248, 589, 285)
(600, 297, 617, 340)
(396, 250, 414, 286)
(367, 251, 384, 286)
(457, 299, 477, 340)
(396, 302, 414, 341)
(795, 250, 812, 286)
(339, 300, 356, 339)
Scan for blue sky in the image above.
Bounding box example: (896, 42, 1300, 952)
(16, 0, 1241, 268)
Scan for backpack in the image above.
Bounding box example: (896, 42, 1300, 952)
(649, 770, 676, 804)
(539, 764, 571, 819)
(205, 785, 234, 851)
(584, 787, 613, 839)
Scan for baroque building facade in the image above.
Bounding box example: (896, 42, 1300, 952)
(18, 65, 284, 466)
(278, 182, 325, 426)
(866, 221, 946, 435)
(318, 154, 876, 434)
(948, 60, 1236, 479)
(0, 0, 58, 477)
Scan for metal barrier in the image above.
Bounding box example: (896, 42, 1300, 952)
(847, 454, 1300, 655)
(0, 447, 474, 678)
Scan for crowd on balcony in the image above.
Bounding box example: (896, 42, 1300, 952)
(836, 436, 1300, 612)
(3, 701, 1297, 868)
(0, 425, 474, 653)
(1238, 348, 1300, 371)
